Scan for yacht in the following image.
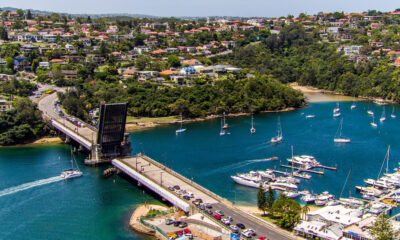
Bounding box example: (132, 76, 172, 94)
(287, 155, 320, 168)
(339, 198, 364, 207)
(326, 200, 340, 206)
(368, 203, 389, 215)
(282, 191, 300, 198)
(61, 148, 83, 180)
(231, 173, 264, 188)
(301, 194, 318, 203)
(175, 114, 186, 134)
(334, 118, 351, 143)
(315, 200, 327, 206)
(374, 99, 388, 106)
(270, 181, 298, 190)
(305, 115, 315, 119)
(316, 191, 334, 201)
(250, 115, 256, 134)
(390, 192, 400, 202)
(380, 107, 386, 122)
(257, 170, 276, 180)
(292, 171, 312, 180)
(61, 169, 83, 179)
(270, 116, 283, 143)
(222, 112, 228, 129)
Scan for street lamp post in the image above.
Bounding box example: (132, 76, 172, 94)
(160, 172, 163, 186)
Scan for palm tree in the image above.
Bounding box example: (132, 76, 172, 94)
(301, 204, 310, 220)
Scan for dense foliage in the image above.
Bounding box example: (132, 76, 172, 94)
(221, 23, 400, 101)
(0, 99, 52, 145)
(0, 78, 37, 97)
(58, 74, 304, 120)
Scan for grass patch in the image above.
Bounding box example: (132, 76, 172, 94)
(127, 116, 178, 124)
(255, 213, 279, 225)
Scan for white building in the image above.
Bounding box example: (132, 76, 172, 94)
(342, 216, 400, 240)
(294, 205, 363, 240)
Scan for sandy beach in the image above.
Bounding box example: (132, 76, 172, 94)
(290, 83, 356, 102)
(30, 136, 63, 145)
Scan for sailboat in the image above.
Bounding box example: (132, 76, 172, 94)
(219, 119, 226, 136)
(333, 102, 341, 117)
(380, 107, 386, 122)
(391, 106, 396, 118)
(61, 147, 83, 179)
(250, 115, 256, 134)
(364, 146, 393, 191)
(270, 117, 283, 143)
(339, 166, 364, 207)
(370, 115, 377, 127)
(222, 112, 228, 130)
(350, 97, 356, 109)
(175, 113, 186, 134)
(334, 118, 350, 143)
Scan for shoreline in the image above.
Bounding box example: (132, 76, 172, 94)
(126, 106, 297, 132)
(129, 204, 169, 237)
(0, 136, 63, 148)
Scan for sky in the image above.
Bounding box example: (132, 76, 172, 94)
(1, 0, 399, 17)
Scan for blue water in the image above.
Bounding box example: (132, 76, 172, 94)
(0, 100, 399, 239)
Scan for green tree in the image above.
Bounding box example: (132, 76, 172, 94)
(266, 186, 275, 210)
(369, 214, 399, 240)
(167, 55, 181, 68)
(31, 59, 39, 72)
(271, 194, 301, 229)
(0, 27, 8, 40)
(16, 9, 24, 17)
(135, 55, 151, 70)
(26, 10, 32, 19)
(5, 57, 14, 70)
(257, 185, 267, 214)
(301, 204, 310, 220)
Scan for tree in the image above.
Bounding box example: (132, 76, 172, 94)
(0, 27, 8, 40)
(135, 55, 151, 70)
(369, 214, 399, 240)
(26, 10, 32, 19)
(266, 186, 275, 210)
(271, 194, 301, 229)
(167, 55, 181, 68)
(301, 204, 310, 220)
(257, 185, 267, 214)
(5, 57, 14, 70)
(16, 9, 24, 18)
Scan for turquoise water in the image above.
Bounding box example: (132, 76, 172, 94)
(0, 101, 399, 239)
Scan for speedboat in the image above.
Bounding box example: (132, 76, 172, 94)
(176, 128, 186, 133)
(61, 169, 83, 179)
(334, 137, 351, 143)
(305, 115, 315, 119)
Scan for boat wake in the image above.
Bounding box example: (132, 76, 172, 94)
(201, 158, 275, 176)
(0, 176, 63, 198)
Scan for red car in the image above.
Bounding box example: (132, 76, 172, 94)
(213, 214, 221, 220)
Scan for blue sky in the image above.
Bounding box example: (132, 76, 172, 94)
(2, 0, 399, 17)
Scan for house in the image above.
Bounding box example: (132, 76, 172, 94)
(122, 69, 137, 79)
(340, 45, 363, 56)
(395, 57, 400, 67)
(181, 59, 201, 66)
(137, 71, 159, 82)
(61, 70, 78, 79)
(13, 56, 30, 71)
(342, 216, 400, 240)
(294, 205, 363, 240)
(39, 62, 50, 69)
(170, 75, 186, 85)
(0, 99, 12, 112)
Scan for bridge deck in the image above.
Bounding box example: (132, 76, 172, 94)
(112, 155, 298, 240)
(51, 119, 95, 149)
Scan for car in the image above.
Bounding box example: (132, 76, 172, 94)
(198, 204, 205, 210)
(192, 200, 200, 206)
(258, 236, 266, 240)
(204, 203, 212, 209)
(241, 231, 252, 238)
(174, 221, 182, 227)
(236, 223, 245, 229)
(230, 225, 239, 233)
(178, 222, 188, 228)
(227, 216, 233, 221)
(183, 195, 191, 200)
(165, 219, 175, 225)
(168, 186, 175, 191)
(213, 214, 221, 220)
(245, 229, 257, 236)
(195, 198, 203, 203)
(215, 210, 224, 216)
(185, 234, 194, 239)
(205, 209, 213, 215)
(221, 218, 230, 225)
(173, 185, 180, 190)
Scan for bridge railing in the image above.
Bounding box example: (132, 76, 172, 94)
(140, 155, 225, 202)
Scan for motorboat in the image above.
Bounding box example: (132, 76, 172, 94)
(374, 99, 388, 106)
(61, 169, 82, 179)
(339, 198, 364, 207)
(367, 110, 374, 115)
(257, 170, 276, 181)
(305, 115, 315, 119)
(292, 171, 312, 180)
(390, 192, 400, 202)
(270, 181, 298, 190)
(326, 200, 340, 206)
(287, 155, 320, 168)
(316, 191, 334, 201)
(333, 112, 341, 118)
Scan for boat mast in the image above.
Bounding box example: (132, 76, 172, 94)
(349, 165, 352, 198)
(387, 145, 390, 174)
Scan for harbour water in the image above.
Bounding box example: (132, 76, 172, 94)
(1, 100, 400, 238)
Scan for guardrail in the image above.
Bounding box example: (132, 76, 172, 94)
(141, 155, 224, 202)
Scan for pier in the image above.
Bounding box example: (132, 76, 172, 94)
(112, 154, 298, 240)
(280, 164, 325, 175)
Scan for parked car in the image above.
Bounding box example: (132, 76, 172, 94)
(213, 214, 221, 220)
(183, 195, 191, 200)
(230, 225, 239, 233)
(227, 216, 233, 221)
(173, 185, 180, 190)
(195, 198, 203, 203)
(215, 210, 224, 216)
(165, 219, 175, 225)
(198, 204, 205, 210)
(221, 218, 230, 225)
(178, 222, 188, 228)
(174, 221, 182, 227)
(204, 203, 212, 209)
(205, 209, 213, 215)
(236, 223, 245, 229)
(168, 186, 175, 191)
